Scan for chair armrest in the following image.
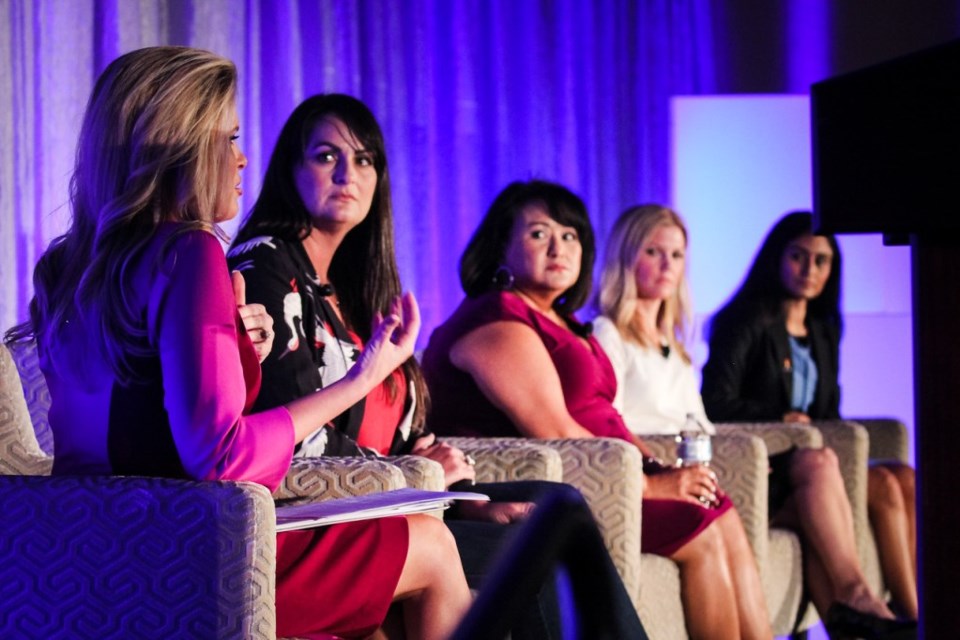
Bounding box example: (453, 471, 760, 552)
(533, 437, 643, 610)
(846, 417, 910, 463)
(0, 343, 53, 476)
(439, 437, 564, 483)
(383, 455, 446, 491)
(276, 456, 407, 503)
(643, 432, 770, 568)
(0, 475, 276, 640)
(716, 421, 823, 454)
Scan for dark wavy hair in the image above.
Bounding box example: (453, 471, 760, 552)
(459, 180, 596, 315)
(708, 211, 843, 339)
(233, 93, 427, 430)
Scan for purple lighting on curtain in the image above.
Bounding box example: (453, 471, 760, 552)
(786, 0, 830, 94)
(1, 0, 716, 340)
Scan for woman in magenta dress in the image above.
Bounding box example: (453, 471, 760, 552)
(8, 46, 469, 640)
(422, 180, 772, 640)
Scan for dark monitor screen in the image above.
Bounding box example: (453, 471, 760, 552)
(812, 38, 960, 236)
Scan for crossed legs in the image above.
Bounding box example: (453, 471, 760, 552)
(773, 447, 893, 620)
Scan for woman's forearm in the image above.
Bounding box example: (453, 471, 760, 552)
(284, 368, 378, 443)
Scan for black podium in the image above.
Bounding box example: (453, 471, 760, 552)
(812, 38, 960, 637)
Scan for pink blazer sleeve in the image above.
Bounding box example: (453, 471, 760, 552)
(147, 229, 295, 490)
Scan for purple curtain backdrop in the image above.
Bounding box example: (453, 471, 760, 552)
(0, 0, 716, 340)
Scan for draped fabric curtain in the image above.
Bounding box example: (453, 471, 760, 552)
(0, 0, 716, 338)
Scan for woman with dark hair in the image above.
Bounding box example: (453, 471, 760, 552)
(10, 48, 470, 640)
(228, 94, 439, 457)
(228, 92, 530, 507)
(702, 211, 917, 622)
(227, 96, 648, 639)
(424, 180, 772, 640)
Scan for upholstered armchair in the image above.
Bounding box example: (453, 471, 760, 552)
(724, 418, 911, 612)
(638, 427, 819, 639)
(0, 341, 419, 639)
(443, 436, 644, 621)
(0, 342, 267, 637)
(848, 417, 910, 465)
(711, 422, 829, 634)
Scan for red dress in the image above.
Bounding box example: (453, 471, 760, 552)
(422, 291, 731, 556)
(43, 227, 407, 639)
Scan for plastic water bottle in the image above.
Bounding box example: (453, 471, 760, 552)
(676, 413, 712, 467)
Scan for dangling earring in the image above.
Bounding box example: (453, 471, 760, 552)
(492, 265, 515, 290)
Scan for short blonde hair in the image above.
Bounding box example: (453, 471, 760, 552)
(597, 204, 694, 363)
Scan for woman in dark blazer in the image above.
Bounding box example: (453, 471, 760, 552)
(703, 211, 917, 622)
(703, 298, 840, 423)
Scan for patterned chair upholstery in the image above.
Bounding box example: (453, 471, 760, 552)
(728, 419, 910, 631)
(718, 420, 905, 635)
(0, 474, 278, 639)
(848, 417, 909, 464)
(441, 437, 564, 484)
(6, 339, 53, 455)
(0, 342, 51, 476)
(0, 342, 280, 638)
(639, 428, 818, 639)
(0, 340, 417, 639)
(445, 436, 644, 617)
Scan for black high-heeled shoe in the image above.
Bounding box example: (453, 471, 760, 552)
(824, 602, 917, 640)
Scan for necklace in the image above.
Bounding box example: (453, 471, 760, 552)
(659, 336, 671, 359)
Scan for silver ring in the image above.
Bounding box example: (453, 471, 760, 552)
(465, 454, 476, 467)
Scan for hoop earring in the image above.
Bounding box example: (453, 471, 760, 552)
(492, 266, 515, 291)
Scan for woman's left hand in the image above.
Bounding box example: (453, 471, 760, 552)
(411, 434, 477, 487)
(232, 271, 274, 363)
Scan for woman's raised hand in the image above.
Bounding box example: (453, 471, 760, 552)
(350, 291, 421, 390)
(232, 271, 275, 363)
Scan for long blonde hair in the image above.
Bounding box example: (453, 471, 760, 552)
(9, 47, 238, 382)
(597, 204, 694, 363)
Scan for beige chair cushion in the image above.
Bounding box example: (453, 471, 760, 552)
(440, 437, 564, 483)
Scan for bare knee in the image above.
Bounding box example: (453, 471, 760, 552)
(407, 514, 458, 564)
(716, 508, 752, 553)
(887, 463, 915, 496)
(868, 466, 906, 513)
(672, 519, 727, 564)
(791, 447, 840, 484)
(400, 515, 461, 592)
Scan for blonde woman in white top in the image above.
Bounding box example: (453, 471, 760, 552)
(593, 204, 903, 635)
(592, 314, 711, 436)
